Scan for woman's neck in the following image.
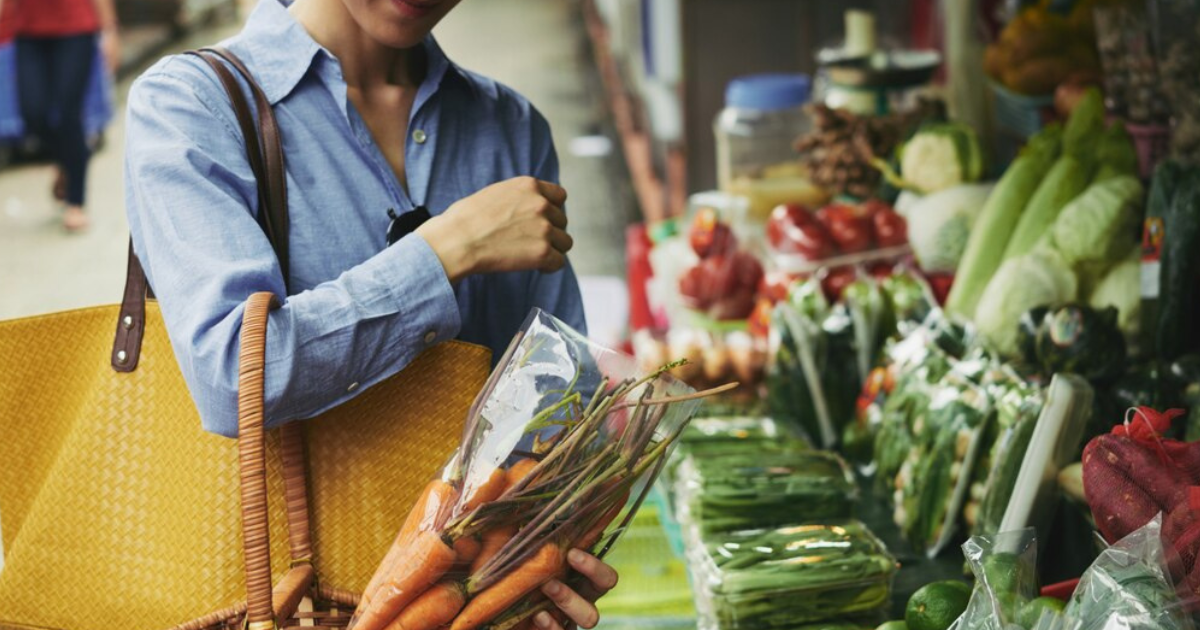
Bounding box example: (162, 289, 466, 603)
(287, 0, 423, 89)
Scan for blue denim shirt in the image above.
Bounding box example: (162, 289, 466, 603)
(123, 0, 585, 437)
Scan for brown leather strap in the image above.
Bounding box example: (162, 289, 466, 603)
(205, 45, 291, 277)
(112, 46, 291, 372)
(111, 242, 149, 372)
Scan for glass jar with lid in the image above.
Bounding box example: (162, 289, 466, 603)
(715, 74, 825, 221)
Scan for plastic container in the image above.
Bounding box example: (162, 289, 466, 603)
(690, 520, 897, 629)
(675, 449, 857, 536)
(716, 74, 820, 219)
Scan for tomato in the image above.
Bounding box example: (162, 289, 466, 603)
(871, 209, 908, 248)
(732, 251, 765, 293)
(767, 204, 835, 260)
(689, 207, 736, 258)
(816, 203, 872, 253)
(748, 297, 774, 339)
(860, 199, 893, 217)
(678, 264, 713, 308)
(867, 262, 896, 282)
(820, 266, 858, 302)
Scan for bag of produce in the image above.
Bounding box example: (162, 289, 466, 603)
(349, 309, 720, 630)
(950, 527, 1041, 630)
(768, 279, 860, 447)
(1082, 406, 1200, 599)
(1051, 515, 1194, 630)
(872, 317, 962, 492)
(993, 374, 1093, 541)
(675, 449, 857, 536)
(968, 375, 1046, 536)
(692, 520, 898, 629)
(895, 371, 993, 557)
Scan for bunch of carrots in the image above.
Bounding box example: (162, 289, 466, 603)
(348, 363, 733, 630)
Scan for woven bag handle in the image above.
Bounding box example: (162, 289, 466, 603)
(185, 47, 313, 629)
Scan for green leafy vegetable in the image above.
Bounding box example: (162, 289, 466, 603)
(1050, 176, 1144, 270)
(699, 521, 897, 628)
(947, 124, 1063, 319)
(896, 122, 985, 194)
(975, 246, 1077, 358)
(905, 184, 994, 273)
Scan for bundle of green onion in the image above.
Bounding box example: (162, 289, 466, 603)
(679, 450, 856, 534)
(698, 521, 897, 629)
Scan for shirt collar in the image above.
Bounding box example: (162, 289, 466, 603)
(238, 0, 461, 107)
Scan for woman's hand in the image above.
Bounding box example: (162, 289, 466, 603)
(416, 176, 573, 283)
(534, 549, 618, 629)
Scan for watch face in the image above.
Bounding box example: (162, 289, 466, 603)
(387, 205, 432, 247)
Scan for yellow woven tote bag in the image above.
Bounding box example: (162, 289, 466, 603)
(0, 47, 490, 630)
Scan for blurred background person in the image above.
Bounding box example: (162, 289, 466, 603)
(10, 0, 118, 232)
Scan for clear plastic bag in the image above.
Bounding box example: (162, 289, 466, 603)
(691, 520, 898, 630)
(349, 309, 711, 630)
(1058, 515, 1195, 630)
(894, 372, 994, 558)
(675, 449, 857, 536)
(951, 527, 1040, 630)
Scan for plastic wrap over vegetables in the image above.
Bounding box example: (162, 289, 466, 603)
(691, 521, 898, 630)
(675, 449, 857, 536)
(894, 367, 994, 557)
(350, 309, 727, 630)
(1043, 516, 1194, 630)
(950, 528, 1041, 630)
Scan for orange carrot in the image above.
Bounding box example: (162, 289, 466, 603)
(505, 458, 539, 488)
(385, 580, 466, 630)
(462, 467, 508, 513)
(354, 530, 459, 630)
(471, 524, 518, 576)
(357, 480, 455, 619)
(454, 534, 482, 564)
(451, 543, 565, 630)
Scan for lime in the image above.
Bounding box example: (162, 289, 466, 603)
(877, 621, 909, 630)
(907, 580, 973, 630)
(1015, 596, 1065, 630)
(982, 552, 1035, 599)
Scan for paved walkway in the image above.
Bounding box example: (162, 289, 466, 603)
(0, 0, 635, 324)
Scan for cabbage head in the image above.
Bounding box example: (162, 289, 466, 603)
(899, 122, 984, 194)
(1051, 176, 1143, 269)
(1088, 245, 1140, 349)
(975, 245, 1077, 357)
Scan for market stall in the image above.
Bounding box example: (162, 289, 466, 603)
(591, 1, 1200, 628)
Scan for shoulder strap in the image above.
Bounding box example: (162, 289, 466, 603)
(112, 46, 290, 372)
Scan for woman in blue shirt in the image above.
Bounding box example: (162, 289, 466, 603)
(124, 0, 610, 626)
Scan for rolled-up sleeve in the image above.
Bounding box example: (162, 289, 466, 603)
(124, 60, 461, 438)
(523, 108, 587, 336)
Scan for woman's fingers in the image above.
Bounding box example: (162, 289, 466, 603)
(536, 179, 569, 207)
(540, 579, 598, 629)
(548, 227, 574, 255)
(568, 549, 619, 594)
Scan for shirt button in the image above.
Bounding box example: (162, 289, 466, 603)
(424, 330, 437, 344)
(412, 129, 427, 144)
(347, 382, 359, 392)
